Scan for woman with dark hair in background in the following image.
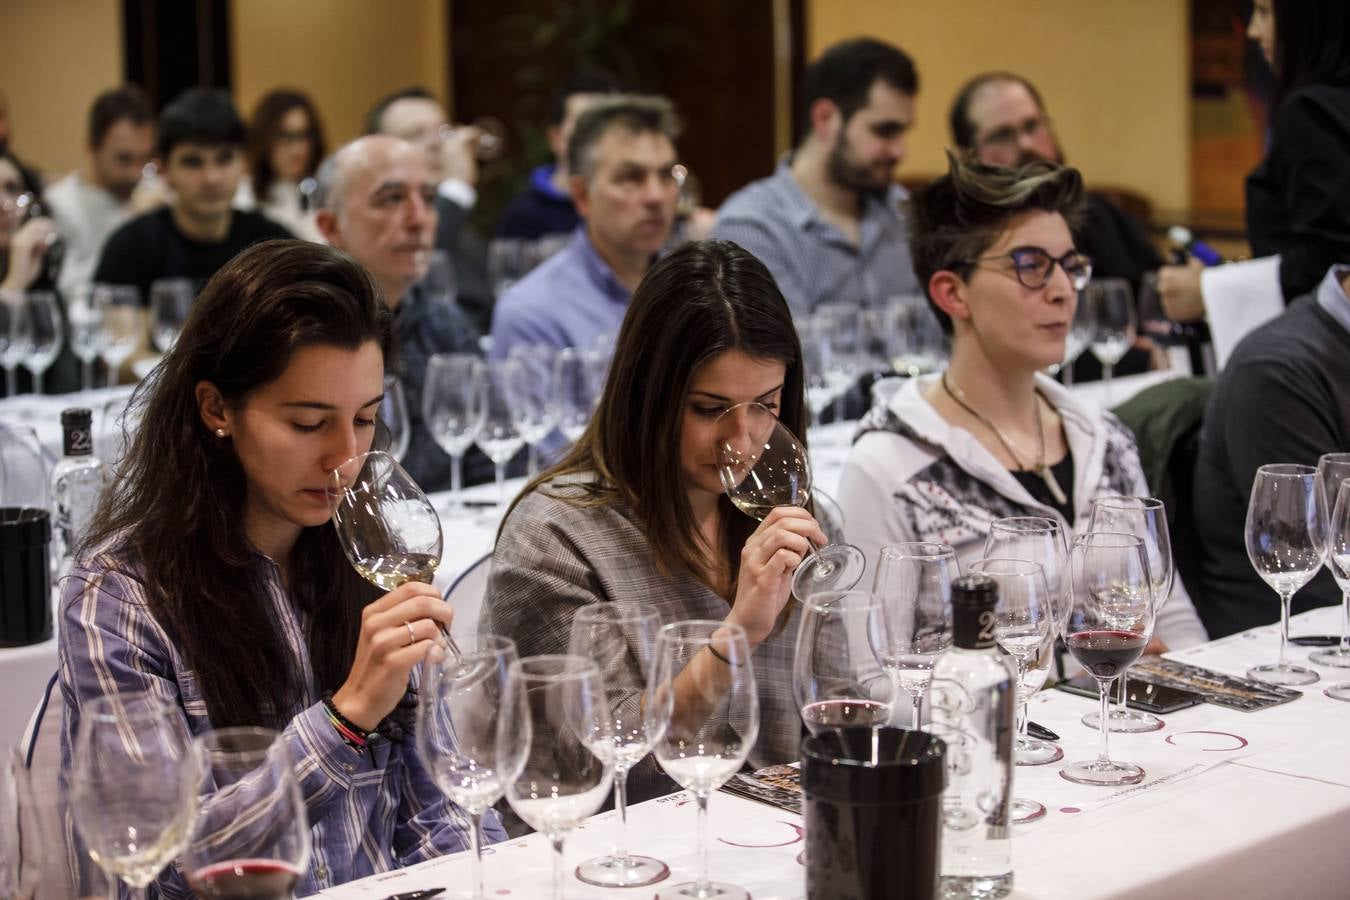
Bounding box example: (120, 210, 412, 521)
(60, 239, 502, 895)
(483, 238, 825, 801)
(240, 89, 327, 241)
(1160, 0, 1350, 319)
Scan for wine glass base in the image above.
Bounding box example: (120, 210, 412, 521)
(1059, 758, 1145, 786)
(575, 853, 670, 888)
(1247, 662, 1320, 686)
(791, 543, 866, 602)
(656, 881, 750, 899)
(1081, 708, 1164, 733)
(1012, 797, 1047, 824)
(1309, 647, 1350, 668)
(1324, 682, 1350, 701)
(1014, 737, 1063, 766)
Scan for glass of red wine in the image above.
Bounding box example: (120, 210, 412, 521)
(183, 727, 311, 899)
(792, 590, 896, 733)
(1060, 532, 1156, 787)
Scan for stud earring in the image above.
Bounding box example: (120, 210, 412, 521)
(215, 428, 226, 438)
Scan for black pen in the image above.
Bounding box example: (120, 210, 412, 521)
(384, 889, 446, 900)
(1026, 721, 1060, 742)
(1290, 635, 1342, 647)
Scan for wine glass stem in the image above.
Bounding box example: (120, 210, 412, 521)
(1115, 672, 1129, 716)
(451, 452, 465, 507)
(4, 365, 14, 396)
(802, 540, 837, 580)
(1340, 590, 1350, 653)
(1096, 677, 1114, 766)
(910, 687, 925, 731)
(695, 791, 712, 895)
(469, 810, 485, 900)
(1278, 590, 1293, 668)
(1103, 363, 1114, 403)
(82, 358, 93, 391)
(495, 461, 506, 505)
(551, 838, 565, 900)
(612, 765, 632, 867)
(527, 442, 539, 478)
(33, 369, 43, 395)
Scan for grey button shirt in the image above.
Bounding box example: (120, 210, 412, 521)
(483, 473, 804, 801)
(712, 159, 920, 316)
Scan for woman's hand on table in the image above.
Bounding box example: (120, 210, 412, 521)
(728, 506, 827, 646)
(331, 582, 453, 730)
(1, 217, 57, 294)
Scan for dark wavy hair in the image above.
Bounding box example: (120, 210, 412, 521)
(247, 88, 327, 202)
(83, 240, 392, 728)
(1271, 0, 1350, 109)
(507, 239, 807, 584)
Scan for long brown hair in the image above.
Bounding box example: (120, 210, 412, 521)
(508, 239, 807, 585)
(247, 89, 326, 202)
(83, 240, 391, 728)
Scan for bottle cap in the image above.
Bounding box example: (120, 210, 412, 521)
(951, 575, 998, 650)
(60, 408, 92, 429)
(60, 408, 94, 457)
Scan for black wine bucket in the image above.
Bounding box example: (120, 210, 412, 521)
(0, 508, 52, 646)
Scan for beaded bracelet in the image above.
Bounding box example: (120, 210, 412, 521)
(322, 696, 369, 753)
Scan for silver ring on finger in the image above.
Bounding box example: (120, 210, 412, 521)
(404, 621, 417, 647)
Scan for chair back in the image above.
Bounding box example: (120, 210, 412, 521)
(444, 553, 492, 638)
(21, 673, 76, 900)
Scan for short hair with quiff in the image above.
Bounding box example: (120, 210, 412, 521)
(566, 95, 680, 183)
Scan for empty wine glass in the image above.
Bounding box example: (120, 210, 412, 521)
(1084, 496, 1172, 733)
(66, 286, 105, 391)
(1322, 479, 1350, 701)
(21, 292, 63, 395)
(94, 284, 142, 386)
(70, 692, 203, 899)
(0, 300, 23, 396)
(1061, 285, 1094, 385)
(0, 746, 42, 899)
(798, 317, 835, 431)
(419, 249, 457, 304)
(0, 424, 48, 509)
(968, 558, 1057, 822)
(550, 347, 596, 444)
(1061, 532, 1154, 786)
(983, 516, 1070, 636)
(507, 344, 558, 476)
(871, 542, 957, 730)
(380, 374, 411, 462)
(1084, 279, 1136, 401)
(1245, 464, 1328, 685)
(1313, 455, 1350, 670)
(148, 278, 195, 353)
(714, 401, 865, 600)
(651, 621, 758, 900)
(793, 590, 895, 732)
(182, 727, 310, 900)
(477, 358, 528, 505)
(423, 352, 482, 509)
(566, 603, 671, 888)
(498, 655, 615, 900)
(417, 634, 519, 899)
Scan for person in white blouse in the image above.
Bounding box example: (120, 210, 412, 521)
(836, 153, 1208, 651)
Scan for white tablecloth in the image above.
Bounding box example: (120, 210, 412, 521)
(313, 606, 1350, 900)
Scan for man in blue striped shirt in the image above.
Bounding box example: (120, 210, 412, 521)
(713, 38, 922, 316)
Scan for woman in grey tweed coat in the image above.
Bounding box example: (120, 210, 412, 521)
(483, 239, 826, 802)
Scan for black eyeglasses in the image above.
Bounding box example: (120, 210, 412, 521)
(963, 246, 1093, 291)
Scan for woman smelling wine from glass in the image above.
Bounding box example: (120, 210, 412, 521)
(485, 239, 826, 804)
(836, 154, 1209, 652)
(59, 240, 503, 897)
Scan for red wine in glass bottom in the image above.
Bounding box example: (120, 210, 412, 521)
(1066, 630, 1146, 679)
(189, 859, 302, 899)
(801, 699, 890, 728)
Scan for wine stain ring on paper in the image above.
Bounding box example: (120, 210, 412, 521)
(1164, 730, 1249, 752)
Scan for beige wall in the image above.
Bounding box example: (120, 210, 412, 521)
(808, 0, 1190, 213)
(0, 0, 123, 181)
(232, 0, 449, 150)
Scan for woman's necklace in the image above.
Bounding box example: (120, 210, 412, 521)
(941, 372, 1069, 506)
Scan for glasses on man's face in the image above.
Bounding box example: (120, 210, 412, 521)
(964, 246, 1093, 291)
(978, 115, 1052, 150)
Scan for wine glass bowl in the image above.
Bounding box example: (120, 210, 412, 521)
(379, 374, 411, 463)
(1321, 477, 1350, 701)
(148, 278, 195, 354)
(793, 590, 895, 733)
(423, 352, 483, 507)
(1313, 455, 1350, 671)
(713, 402, 865, 600)
(870, 542, 957, 731)
(329, 450, 443, 589)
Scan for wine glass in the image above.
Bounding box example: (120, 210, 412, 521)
(93, 284, 142, 386)
(566, 603, 671, 888)
(1084, 278, 1136, 400)
(419, 249, 457, 304)
(1313, 455, 1350, 670)
(506, 344, 558, 477)
(1322, 479, 1350, 701)
(70, 692, 203, 899)
(1061, 532, 1155, 786)
(983, 516, 1070, 636)
(793, 590, 895, 732)
(550, 347, 596, 444)
(1084, 497, 1172, 733)
(798, 317, 835, 431)
(476, 358, 528, 505)
(0, 300, 24, 396)
(498, 655, 615, 900)
(423, 352, 482, 510)
(329, 450, 443, 589)
(66, 286, 105, 391)
(440, 116, 508, 163)
(182, 727, 311, 900)
(870, 542, 956, 730)
(0, 746, 42, 899)
(1245, 464, 1328, 685)
(417, 634, 519, 899)
(968, 558, 1057, 823)
(714, 401, 865, 600)
(650, 621, 757, 900)
(0, 424, 49, 509)
(1061, 285, 1094, 385)
(21, 292, 63, 395)
(380, 374, 411, 463)
(148, 278, 195, 353)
